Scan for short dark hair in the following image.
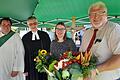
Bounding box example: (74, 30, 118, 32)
(0, 17, 12, 25)
(55, 22, 67, 41)
(27, 16, 37, 21)
(56, 22, 66, 28)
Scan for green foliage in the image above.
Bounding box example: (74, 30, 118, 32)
(69, 63, 83, 80)
(62, 69, 70, 79)
(36, 62, 43, 72)
(49, 60, 58, 72)
(55, 69, 62, 80)
(82, 55, 97, 77)
(35, 50, 97, 80)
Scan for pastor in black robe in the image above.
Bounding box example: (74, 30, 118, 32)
(22, 30, 51, 80)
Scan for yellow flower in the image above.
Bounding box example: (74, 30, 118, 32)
(36, 59, 41, 63)
(76, 54, 80, 60)
(39, 49, 47, 55)
(36, 56, 39, 59)
(34, 56, 41, 63)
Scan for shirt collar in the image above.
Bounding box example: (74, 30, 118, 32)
(91, 21, 108, 31)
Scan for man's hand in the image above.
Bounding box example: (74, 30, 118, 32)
(90, 69, 97, 80)
(83, 77, 92, 80)
(83, 69, 97, 80)
(10, 71, 19, 77)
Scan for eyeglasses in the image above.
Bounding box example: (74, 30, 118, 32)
(28, 22, 37, 26)
(89, 11, 106, 16)
(1, 23, 11, 27)
(55, 28, 66, 30)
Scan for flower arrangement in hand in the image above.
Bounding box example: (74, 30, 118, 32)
(52, 51, 97, 80)
(34, 49, 50, 72)
(34, 50, 97, 80)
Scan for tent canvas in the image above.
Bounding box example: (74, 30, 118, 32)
(0, 0, 120, 27)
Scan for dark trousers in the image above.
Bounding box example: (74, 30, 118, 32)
(26, 72, 47, 80)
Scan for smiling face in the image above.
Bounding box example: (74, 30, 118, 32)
(0, 20, 11, 34)
(89, 4, 108, 28)
(55, 24, 66, 40)
(27, 19, 38, 31)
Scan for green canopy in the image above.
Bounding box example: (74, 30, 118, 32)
(0, 0, 38, 27)
(0, 0, 120, 27)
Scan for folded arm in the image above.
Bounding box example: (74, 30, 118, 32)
(97, 54, 120, 72)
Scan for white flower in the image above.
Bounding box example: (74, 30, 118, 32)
(54, 59, 69, 70)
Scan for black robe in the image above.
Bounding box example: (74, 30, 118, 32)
(22, 30, 51, 80)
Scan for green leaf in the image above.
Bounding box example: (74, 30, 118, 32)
(55, 70, 62, 80)
(62, 69, 70, 79)
(49, 60, 57, 72)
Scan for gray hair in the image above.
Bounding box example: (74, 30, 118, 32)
(88, 1, 107, 14)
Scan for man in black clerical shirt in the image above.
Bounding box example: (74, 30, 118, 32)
(22, 16, 51, 80)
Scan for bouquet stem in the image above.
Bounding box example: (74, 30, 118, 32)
(43, 66, 55, 77)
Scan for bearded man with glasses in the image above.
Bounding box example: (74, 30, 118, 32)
(79, 1, 120, 80)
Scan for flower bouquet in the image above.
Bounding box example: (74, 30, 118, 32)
(34, 50, 97, 80)
(34, 49, 48, 72)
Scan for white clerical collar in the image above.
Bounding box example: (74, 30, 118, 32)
(32, 31, 40, 40)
